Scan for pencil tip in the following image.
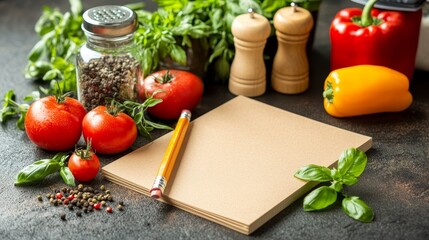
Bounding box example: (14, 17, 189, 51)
(150, 189, 162, 199)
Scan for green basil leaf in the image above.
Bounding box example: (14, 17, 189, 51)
(14, 159, 61, 185)
(28, 39, 46, 62)
(51, 152, 70, 163)
(330, 168, 342, 181)
(342, 196, 374, 223)
(169, 44, 187, 66)
(303, 186, 337, 211)
(213, 55, 230, 83)
(69, 0, 83, 17)
(60, 166, 76, 186)
(25, 61, 52, 79)
(294, 164, 332, 182)
(338, 148, 368, 177)
(342, 173, 359, 186)
(23, 91, 40, 102)
(43, 69, 58, 81)
(330, 181, 343, 192)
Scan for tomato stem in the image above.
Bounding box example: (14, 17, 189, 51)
(53, 80, 74, 104)
(106, 98, 123, 116)
(154, 70, 174, 84)
(75, 139, 94, 160)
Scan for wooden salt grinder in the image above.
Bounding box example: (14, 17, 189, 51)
(229, 9, 271, 97)
(271, 4, 313, 94)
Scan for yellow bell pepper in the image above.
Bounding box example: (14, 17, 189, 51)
(323, 65, 413, 117)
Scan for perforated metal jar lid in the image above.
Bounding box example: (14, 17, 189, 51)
(82, 5, 138, 37)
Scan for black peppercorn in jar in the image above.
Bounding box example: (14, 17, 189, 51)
(76, 5, 142, 111)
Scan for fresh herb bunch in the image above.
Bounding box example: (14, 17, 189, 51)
(133, 0, 290, 82)
(25, 0, 84, 94)
(294, 148, 375, 223)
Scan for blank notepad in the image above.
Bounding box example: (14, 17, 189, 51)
(102, 96, 372, 234)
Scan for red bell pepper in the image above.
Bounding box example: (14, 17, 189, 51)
(330, 0, 422, 80)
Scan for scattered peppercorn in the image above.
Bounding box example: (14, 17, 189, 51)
(106, 206, 113, 213)
(55, 192, 63, 199)
(94, 203, 101, 210)
(40, 184, 124, 220)
(117, 205, 124, 211)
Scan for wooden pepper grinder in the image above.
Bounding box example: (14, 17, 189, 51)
(229, 8, 271, 97)
(271, 3, 313, 94)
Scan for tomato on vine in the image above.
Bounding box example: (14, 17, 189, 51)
(68, 140, 100, 182)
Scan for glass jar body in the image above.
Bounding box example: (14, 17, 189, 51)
(76, 34, 142, 111)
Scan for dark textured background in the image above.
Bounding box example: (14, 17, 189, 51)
(1, 0, 429, 239)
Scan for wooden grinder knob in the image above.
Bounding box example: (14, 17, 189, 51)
(229, 9, 271, 97)
(271, 5, 313, 94)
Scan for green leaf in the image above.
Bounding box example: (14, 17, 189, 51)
(143, 97, 163, 108)
(23, 91, 40, 102)
(16, 111, 27, 130)
(342, 196, 374, 223)
(145, 120, 173, 130)
(342, 174, 359, 186)
(28, 39, 46, 62)
(338, 148, 368, 178)
(134, 111, 143, 124)
(330, 181, 343, 192)
(51, 152, 70, 163)
(303, 186, 337, 211)
(69, 0, 83, 17)
(60, 166, 76, 186)
(294, 164, 333, 182)
(14, 159, 61, 185)
(330, 168, 342, 181)
(43, 69, 58, 81)
(25, 61, 52, 79)
(169, 44, 187, 66)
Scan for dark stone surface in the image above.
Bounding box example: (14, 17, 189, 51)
(1, 0, 429, 239)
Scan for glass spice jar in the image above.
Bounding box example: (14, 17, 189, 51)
(76, 5, 142, 111)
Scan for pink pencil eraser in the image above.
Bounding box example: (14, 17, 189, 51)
(150, 189, 162, 199)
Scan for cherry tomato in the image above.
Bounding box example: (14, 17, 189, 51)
(137, 69, 204, 119)
(25, 95, 86, 151)
(68, 148, 100, 182)
(82, 106, 137, 154)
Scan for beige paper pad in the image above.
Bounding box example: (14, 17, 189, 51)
(102, 96, 372, 234)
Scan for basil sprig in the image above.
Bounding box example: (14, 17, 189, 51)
(294, 148, 375, 222)
(15, 152, 75, 186)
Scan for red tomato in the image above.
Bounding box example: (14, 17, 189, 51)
(82, 106, 137, 154)
(137, 69, 204, 119)
(68, 149, 100, 182)
(24, 96, 86, 151)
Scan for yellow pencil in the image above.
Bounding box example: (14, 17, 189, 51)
(150, 109, 192, 199)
